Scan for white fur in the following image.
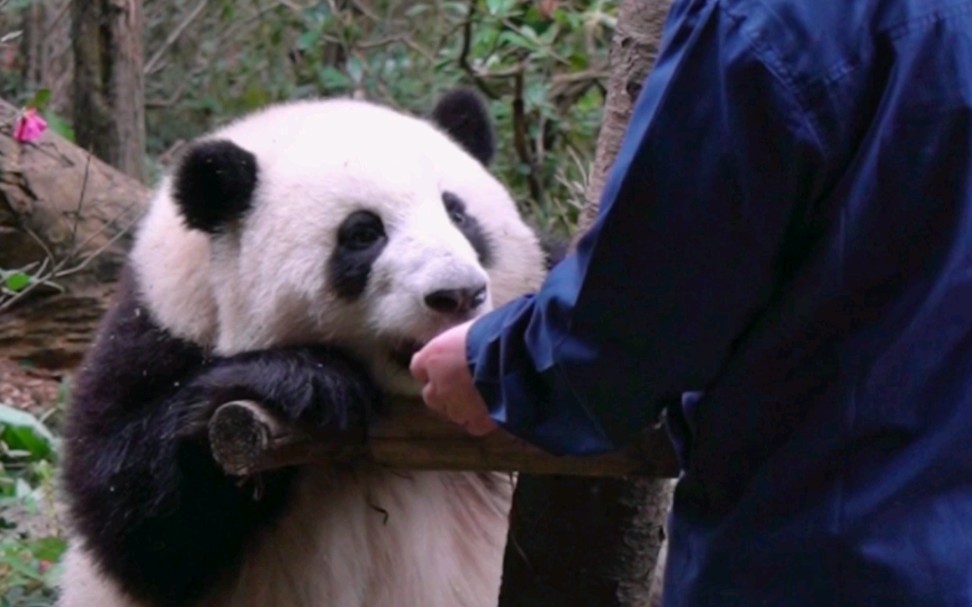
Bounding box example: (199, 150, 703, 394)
(61, 471, 514, 607)
(61, 98, 547, 607)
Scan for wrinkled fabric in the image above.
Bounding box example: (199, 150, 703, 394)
(467, 0, 972, 604)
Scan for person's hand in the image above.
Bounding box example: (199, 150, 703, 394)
(409, 321, 499, 437)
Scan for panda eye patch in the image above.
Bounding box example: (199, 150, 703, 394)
(338, 211, 386, 251)
(441, 191, 494, 267)
(442, 192, 467, 226)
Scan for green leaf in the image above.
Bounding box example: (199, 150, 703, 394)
(42, 110, 74, 142)
(568, 52, 589, 70)
(539, 23, 560, 45)
(301, 3, 331, 24)
(219, 0, 235, 20)
(240, 84, 269, 111)
(26, 537, 67, 562)
(296, 29, 321, 51)
(317, 66, 352, 91)
(25, 89, 51, 111)
(0, 404, 55, 461)
(4, 272, 30, 292)
(498, 30, 533, 50)
(485, 0, 515, 16)
(0, 544, 45, 583)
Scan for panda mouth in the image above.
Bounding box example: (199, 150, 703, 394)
(389, 339, 426, 370)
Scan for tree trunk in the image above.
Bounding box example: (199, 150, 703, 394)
(71, 0, 146, 183)
(498, 2, 675, 606)
(0, 97, 150, 368)
(21, 0, 74, 117)
(579, 0, 671, 233)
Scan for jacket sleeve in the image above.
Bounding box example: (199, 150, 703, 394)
(466, 0, 827, 456)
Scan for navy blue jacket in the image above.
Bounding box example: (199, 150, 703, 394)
(467, 0, 972, 604)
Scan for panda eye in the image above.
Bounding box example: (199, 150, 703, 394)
(348, 226, 382, 248)
(449, 207, 466, 226)
(442, 192, 467, 226)
(338, 211, 386, 251)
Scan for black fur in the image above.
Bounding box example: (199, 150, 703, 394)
(431, 89, 495, 166)
(173, 139, 258, 233)
(63, 268, 379, 607)
(329, 210, 389, 300)
(443, 191, 494, 268)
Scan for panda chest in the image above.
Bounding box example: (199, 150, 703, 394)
(215, 470, 514, 607)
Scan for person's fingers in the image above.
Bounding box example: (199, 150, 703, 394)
(421, 381, 440, 413)
(409, 349, 430, 384)
(423, 377, 487, 432)
(465, 413, 499, 437)
(411, 320, 497, 436)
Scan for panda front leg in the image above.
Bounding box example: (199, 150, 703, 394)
(61, 277, 379, 607)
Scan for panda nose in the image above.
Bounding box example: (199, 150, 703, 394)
(424, 285, 488, 315)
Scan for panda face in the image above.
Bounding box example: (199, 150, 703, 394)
(309, 178, 497, 395)
(131, 92, 547, 395)
(331, 202, 491, 393)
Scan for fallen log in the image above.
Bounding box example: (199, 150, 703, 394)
(0, 96, 151, 367)
(209, 398, 679, 478)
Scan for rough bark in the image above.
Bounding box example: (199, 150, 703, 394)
(499, 2, 675, 606)
(71, 0, 146, 182)
(0, 97, 150, 368)
(498, 475, 675, 607)
(579, 0, 671, 232)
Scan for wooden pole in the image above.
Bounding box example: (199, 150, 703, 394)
(209, 399, 679, 478)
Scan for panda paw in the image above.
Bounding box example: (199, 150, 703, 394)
(188, 346, 380, 435)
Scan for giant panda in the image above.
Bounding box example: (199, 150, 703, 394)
(57, 89, 548, 607)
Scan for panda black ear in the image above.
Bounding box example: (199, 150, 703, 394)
(172, 139, 258, 233)
(431, 88, 495, 167)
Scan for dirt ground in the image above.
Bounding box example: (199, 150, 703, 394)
(0, 358, 64, 417)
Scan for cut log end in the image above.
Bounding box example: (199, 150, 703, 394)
(209, 401, 276, 476)
(208, 400, 330, 476)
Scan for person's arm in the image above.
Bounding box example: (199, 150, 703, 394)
(457, 0, 829, 456)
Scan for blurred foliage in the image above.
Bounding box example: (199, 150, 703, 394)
(0, 403, 63, 607)
(140, 0, 615, 233)
(2, 0, 616, 236)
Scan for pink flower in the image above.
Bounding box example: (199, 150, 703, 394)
(14, 108, 48, 143)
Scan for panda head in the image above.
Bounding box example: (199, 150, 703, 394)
(131, 90, 546, 395)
